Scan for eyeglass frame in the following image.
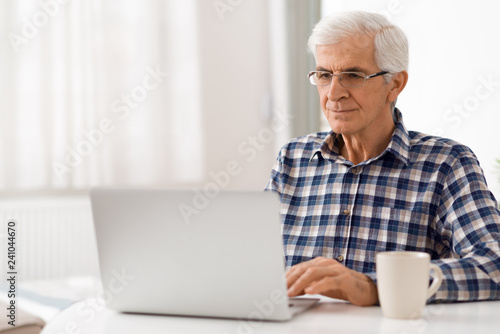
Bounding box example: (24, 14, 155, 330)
(307, 70, 389, 88)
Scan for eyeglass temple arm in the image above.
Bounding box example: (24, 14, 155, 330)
(366, 71, 388, 79)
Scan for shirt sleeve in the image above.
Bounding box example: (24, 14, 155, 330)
(265, 150, 284, 197)
(430, 152, 500, 302)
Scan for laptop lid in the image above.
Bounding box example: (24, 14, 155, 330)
(90, 188, 293, 321)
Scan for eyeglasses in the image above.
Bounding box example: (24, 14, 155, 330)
(308, 70, 388, 87)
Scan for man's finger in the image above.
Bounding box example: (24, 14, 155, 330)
(304, 275, 345, 295)
(287, 265, 341, 297)
(286, 265, 308, 290)
(285, 260, 315, 285)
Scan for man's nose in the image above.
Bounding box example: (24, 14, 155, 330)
(326, 76, 349, 101)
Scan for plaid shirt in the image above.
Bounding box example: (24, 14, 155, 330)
(266, 109, 500, 302)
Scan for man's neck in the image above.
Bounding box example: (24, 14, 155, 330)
(339, 123, 396, 165)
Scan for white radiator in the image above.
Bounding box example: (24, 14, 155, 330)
(0, 196, 100, 281)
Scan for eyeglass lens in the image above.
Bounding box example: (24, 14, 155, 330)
(310, 72, 366, 87)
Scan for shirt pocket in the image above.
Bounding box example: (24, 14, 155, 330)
(363, 206, 435, 263)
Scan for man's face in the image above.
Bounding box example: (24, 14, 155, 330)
(315, 35, 396, 138)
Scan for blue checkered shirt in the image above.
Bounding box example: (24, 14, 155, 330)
(266, 109, 500, 302)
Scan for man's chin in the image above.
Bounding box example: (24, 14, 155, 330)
(326, 120, 357, 135)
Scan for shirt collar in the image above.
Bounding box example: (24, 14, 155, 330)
(384, 109, 411, 166)
(309, 131, 340, 162)
(309, 108, 411, 166)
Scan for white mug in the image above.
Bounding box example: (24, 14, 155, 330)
(376, 251, 443, 319)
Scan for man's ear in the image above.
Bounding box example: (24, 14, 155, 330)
(388, 71, 408, 103)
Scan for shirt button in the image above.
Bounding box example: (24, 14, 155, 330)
(337, 255, 344, 262)
(343, 209, 350, 216)
(351, 167, 361, 174)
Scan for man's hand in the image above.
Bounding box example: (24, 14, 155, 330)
(286, 256, 378, 306)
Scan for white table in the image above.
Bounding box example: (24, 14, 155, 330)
(41, 296, 500, 334)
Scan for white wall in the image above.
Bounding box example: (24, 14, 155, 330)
(322, 0, 500, 200)
(195, 0, 280, 191)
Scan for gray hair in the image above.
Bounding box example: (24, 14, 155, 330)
(308, 11, 409, 112)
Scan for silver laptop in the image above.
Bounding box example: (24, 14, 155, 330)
(90, 188, 319, 321)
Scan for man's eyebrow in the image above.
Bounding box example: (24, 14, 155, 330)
(343, 66, 369, 73)
(315, 66, 331, 72)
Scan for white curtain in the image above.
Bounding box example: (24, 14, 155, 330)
(0, 0, 203, 191)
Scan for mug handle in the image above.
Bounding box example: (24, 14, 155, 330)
(426, 263, 444, 299)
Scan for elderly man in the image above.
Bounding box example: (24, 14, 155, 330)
(266, 11, 500, 306)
